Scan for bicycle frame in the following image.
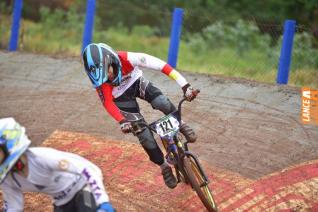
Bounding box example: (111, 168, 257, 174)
(130, 95, 218, 211)
(131, 97, 210, 185)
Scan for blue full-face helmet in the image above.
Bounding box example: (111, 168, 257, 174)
(82, 43, 122, 87)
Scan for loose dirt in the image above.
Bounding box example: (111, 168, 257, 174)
(0, 51, 318, 211)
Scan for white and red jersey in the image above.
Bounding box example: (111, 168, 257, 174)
(0, 147, 109, 211)
(96, 51, 188, 122)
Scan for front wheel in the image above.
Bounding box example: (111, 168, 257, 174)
(183, 156, 218, 212)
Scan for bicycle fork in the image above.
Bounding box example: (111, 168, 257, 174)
(162, 138, 185, 183)
(162, 138, 178, 165)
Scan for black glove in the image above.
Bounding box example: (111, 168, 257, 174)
(119, 119, 132, 134)
(182, 83, 198, 101)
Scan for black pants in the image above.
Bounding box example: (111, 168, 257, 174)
(54, 189, 97, 212)
(114, 77, 176, 166)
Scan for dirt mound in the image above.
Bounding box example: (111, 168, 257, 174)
(2, 130, 316, 211)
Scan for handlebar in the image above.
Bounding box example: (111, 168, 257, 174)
(177, 89, 200, 122)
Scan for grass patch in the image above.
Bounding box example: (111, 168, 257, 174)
(1, 17, 317, 89)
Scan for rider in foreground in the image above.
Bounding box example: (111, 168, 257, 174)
(81, 43, 198, 189)
(0, 117, 114, 212)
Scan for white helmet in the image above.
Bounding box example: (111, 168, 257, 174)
(0, 118, 31, 183)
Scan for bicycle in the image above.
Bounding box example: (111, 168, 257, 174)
(127, 90, 218, 212)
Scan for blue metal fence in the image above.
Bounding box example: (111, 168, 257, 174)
(81, 0, 96, 52)
(8, 0, 23, 51)
(167, 8, 184, 68)
(276, 20, 296, 84)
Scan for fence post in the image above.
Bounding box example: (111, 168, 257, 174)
(8, 0, 23, 51)
(167, 8, 184, 68)
(276, 20, 296, 84)
(82, 0, 96, 52)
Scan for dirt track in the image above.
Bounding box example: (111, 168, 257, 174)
(2, 130, 317, 211)
(1, 51, 318, 210)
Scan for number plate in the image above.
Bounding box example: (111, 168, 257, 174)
(155, 115, 179, 137)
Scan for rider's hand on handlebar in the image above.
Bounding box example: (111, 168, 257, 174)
(119, 119, 133, 134)
(182, 83, 199, 101)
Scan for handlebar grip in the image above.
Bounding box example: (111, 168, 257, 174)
(190, 89, 200, 101)
(193, 89, 200, 95)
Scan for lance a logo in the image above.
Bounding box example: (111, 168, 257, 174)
(301, 87, 318, 125)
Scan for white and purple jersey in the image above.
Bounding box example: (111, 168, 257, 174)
(0, 147, 109, 211)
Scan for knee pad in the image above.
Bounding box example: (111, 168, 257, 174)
(150, 95, 176, 115)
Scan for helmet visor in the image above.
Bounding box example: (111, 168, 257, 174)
(105, 55, 121, 85)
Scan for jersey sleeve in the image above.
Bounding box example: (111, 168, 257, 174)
(35, 147, 110, 206)
(126, 52, 188, 87)
(0, 181, 24, 212)
(96, 84, 125, 122)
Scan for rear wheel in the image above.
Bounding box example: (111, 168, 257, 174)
(183, 157, 218, 212)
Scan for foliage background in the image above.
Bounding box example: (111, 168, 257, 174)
(0, 0, 317, 88)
